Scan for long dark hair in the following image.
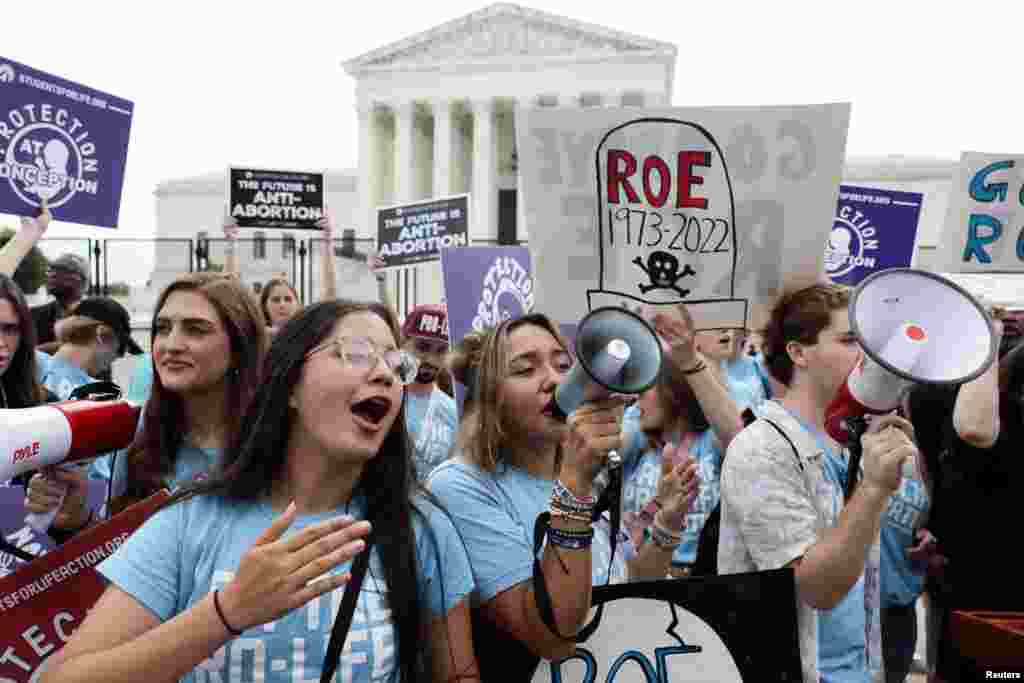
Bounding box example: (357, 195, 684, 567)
(117, 274, 266, 507)
(0, 274, 46, 408)
(168, 300, 433, 681)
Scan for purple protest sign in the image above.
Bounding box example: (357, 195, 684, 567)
(0, 57, 134, 228)
(825, 185, 924, 286)
(0, 480, 107, 578)
(440, 246, 535, 414)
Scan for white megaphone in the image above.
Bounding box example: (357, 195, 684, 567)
(825, 269, 997, 488)
(1, 399, 143, 531)
(550, 307, 664, 466)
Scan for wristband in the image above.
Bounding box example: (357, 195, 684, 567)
(213, 589, 243, 636)
(547, 526, 594, 550)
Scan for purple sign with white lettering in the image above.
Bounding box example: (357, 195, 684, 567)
(0, 56, 134, 228)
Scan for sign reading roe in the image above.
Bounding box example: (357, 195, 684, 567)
(597, 120, 737, 309)
(377, 194, 469, 269)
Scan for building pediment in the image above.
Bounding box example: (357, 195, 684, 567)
(343, 3, 676, 74)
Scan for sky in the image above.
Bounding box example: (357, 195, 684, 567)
(3, 0, 1023, 254)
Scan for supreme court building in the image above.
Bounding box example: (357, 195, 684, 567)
(153, 2, 970, 313)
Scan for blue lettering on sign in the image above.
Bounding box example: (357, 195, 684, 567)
(969, 160, 1015, 202)
(962, 214, 1003, 263)
(549, 645, 701, 682)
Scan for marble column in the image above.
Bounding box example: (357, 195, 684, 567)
(394, 100, 416, 202)
(357, 101, 378, 234)
(431, 98, 453, 198)
(514, 96, 535, 243)
(471, 97, 496, 241)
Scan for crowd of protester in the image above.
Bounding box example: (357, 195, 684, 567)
(0, 203, 1020, 683)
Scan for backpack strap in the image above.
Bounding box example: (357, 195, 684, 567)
(760, 418, 803, 472)
(320, 535, 374, 683)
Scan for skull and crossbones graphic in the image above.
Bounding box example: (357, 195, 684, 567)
(632, 251, 696, 297)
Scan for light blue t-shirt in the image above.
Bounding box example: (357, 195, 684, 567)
(98, 492, 474, 682)
(722, 355, 771, 412)
(40, 355, 95, 400)
(125, 353, 155, 405)
(428, 457, 630, 604)
(35, 350, 52, 383)
(619, 406, 722, 566)
(404, 387, 457, 483)
(88, 445, 220, 512)
(879, 473, 930, 608)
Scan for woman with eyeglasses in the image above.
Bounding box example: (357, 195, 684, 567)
(42, 300, 480, 683)
(25, 273, 268, 537)
(401, 304, 459, 483)
(428, 312, 697, 679)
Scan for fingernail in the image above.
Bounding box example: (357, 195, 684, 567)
(336, 514, 355, 523)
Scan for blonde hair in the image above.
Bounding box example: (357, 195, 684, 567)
(54, 315, 114, 346)
(447, 313, 568, 472)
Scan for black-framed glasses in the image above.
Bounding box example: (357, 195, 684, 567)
(306, 336, 420, 385)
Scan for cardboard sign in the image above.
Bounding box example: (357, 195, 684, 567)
(229, 167, 325, 230)
(440, 245, 535, 414)
(825, 185, 924, 286)
(0, 56, 134, 228)
(516, 105, 851, 331)
(377, 194, 469, 269)
(0, 491, 169, 682)
(939, 152, 1024, 273)
(531, 569, 802, 682)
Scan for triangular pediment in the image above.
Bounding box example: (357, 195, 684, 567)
(344, 3, 675, 73)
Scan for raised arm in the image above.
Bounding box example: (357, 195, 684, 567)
(368, 252, 396, 313)
(651, 307, 744, 447)
(221, 214, 239, 278)
(952, 313, 1003, 448)
(316, 211, 338, 301)
(0, 202, 50, 277)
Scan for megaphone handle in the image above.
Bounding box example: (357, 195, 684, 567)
(25, 483, 66, 533)
(843, 417, 869, 502)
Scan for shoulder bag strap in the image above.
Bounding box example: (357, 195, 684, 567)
(320, 536, 374, 683)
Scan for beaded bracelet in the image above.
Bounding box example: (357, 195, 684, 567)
(549, 496, 595, 516)
(650, 523, 682, 549)
(549, 508, 593, 525)
(552, 480, 597, 508)
(547, 526, 594, 550)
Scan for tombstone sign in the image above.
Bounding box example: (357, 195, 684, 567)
(517, 105, 851, 332)
(530, 569, 803, 682)
(377, 194, 469, 269)
(0, 56, 134, 228)
(825, 185, 924, 286)
(229, 167, 325, 230)
(939, 152, 1024, 272)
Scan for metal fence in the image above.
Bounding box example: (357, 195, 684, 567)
(27, 235, 522, 330)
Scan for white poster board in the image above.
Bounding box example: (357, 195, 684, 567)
(938, 152, 1024, 273)
(516, 104, 851, 331)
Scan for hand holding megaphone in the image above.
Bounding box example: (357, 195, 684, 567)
(26, 466, 91, 531)
(560, 398, 628, 496)
(859, 414, 918, 497)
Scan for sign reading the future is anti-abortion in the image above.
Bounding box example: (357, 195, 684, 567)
(377, 194, 469, 269)
(825, 185, 923, 286)
(516, 105, 851, 331)
(229, 167, 325, 230)
(0, 56, 134, 228)
(939, 152, 1024, 272)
